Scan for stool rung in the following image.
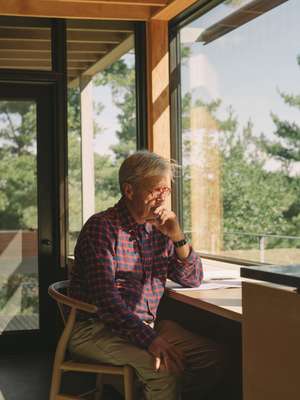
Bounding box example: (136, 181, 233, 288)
(56, 394, 81, 400)
(61, 360, 124, 375)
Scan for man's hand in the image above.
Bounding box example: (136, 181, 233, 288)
(150, 206, 184, 242)
(148, 336, 185, 374)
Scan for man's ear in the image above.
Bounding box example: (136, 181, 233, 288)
(123, 182, 134, 200)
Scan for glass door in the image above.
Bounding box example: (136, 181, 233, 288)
(0, 82, 57, 349)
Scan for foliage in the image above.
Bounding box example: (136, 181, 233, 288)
(1, 46, 299, 262)
(92, 55, 137, 212)
(258, 55, 300, 243)
(67, 88, 82, 235)
(181, 92, 296, 250)
(0, 101, 37, 229)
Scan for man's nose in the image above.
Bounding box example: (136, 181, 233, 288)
(154, 198, 166, 206)
(158, 191, 168, 199)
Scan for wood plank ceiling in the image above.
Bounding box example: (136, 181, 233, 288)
(0, 0, 199, 81)
(0, 16, 135, 81)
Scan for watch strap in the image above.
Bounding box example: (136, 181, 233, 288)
(173, 237, 187, 248)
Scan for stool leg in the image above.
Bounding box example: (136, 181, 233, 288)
(124, 366, 135, 400)
(94, 373, 103, 400)
(49, 365, 63, 400)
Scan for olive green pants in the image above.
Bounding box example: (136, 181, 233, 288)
(68, 319, 224, 400)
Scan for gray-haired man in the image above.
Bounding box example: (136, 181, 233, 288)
(69, 151, 224, 399)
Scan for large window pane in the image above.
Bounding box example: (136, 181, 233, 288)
(0, 101, 39, 332)
(179, 0, 300, 264)
(67, 21, 137, 253)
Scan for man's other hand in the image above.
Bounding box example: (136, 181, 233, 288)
(148, 336, 185, 374)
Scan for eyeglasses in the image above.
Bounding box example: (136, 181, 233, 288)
(147, 186, 171, 199)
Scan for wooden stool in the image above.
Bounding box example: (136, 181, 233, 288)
(48, 280, 135, 400)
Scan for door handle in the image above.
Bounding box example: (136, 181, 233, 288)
(41, 238, 52, 246)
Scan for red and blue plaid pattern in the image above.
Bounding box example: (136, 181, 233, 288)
(70, 197, 203, 349)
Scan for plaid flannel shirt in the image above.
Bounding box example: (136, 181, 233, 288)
(70, 197, 203, 349)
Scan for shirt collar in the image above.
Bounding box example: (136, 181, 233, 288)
(116, 197, 152, 234)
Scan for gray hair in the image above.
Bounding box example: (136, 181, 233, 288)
(119, 151, 178, 193)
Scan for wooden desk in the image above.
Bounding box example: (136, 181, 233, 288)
(160, 285, 243, 400)
(242, 281, 300, 400)
(166, 287, 242, 323)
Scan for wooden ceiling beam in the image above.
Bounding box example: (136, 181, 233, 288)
(152, 0, 201, 20)
(0, 28, 50, 41)
(68, 70, 83, 77)
(68, 60, 91, 68)
(68, 42, 113, 52)
(68, 34, 133, 86)
(0, 50, 50, 60)
(0, 25, 49, 31)
(0, 41, 51, 50)
(67, 31, 127, 43)
(0, 41, 110, 53)
(0, 27, 127, 43)
(54, 0, 166, 5)
(67, 20, 134, 32)
(0, 0, 152, 21)
(68, 52, 100, 61)
(0, 50, 98, 63)
(80, 34, 133, 76)
(0, 60, 50, 69)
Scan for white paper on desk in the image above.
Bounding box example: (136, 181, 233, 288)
(203, 269, 239, 280)
(167, 279, 241, 291)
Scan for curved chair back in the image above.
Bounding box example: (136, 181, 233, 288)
(48, 280, 135, 400)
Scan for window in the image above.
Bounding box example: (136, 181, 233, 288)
(173, 0, 300, 264)
(0, 100, 39, 330)
(67, 21, 143, 252)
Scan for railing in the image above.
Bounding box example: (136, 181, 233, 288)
(225, 232, 300, 262)
(184, 230, 300, 263)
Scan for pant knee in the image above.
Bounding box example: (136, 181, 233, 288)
(141, 368, 182, 400)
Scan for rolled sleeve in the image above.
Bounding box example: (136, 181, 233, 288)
(167, 241, 203, 287)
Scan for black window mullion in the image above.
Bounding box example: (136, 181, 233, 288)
(169, 27, 183, 227)
(134, 22, 148, 151)
(51, 19, 68, 272)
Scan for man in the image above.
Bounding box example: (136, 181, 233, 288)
(69, 151, 223, 400)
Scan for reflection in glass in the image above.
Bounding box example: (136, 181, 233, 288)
(0, 101, 39, 332)
(179, 0, 300, 264)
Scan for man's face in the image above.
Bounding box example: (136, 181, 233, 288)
(128, 174, 171, 222)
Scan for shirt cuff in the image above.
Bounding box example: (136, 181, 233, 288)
(134, 323, 157, 349)
(175, 245, 198, 265)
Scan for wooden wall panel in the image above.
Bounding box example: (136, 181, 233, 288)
(243, 282, 300, 400)
(0, 0, 151, 20)
(146, 19, 170, 160)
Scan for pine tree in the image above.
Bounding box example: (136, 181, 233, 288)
(260, 55, 300, 238)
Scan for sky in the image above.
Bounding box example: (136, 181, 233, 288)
(91, 0, 300, 172)
(181, 0, 300, 146)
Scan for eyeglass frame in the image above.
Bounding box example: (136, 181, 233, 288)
(146, 185, 171, 199)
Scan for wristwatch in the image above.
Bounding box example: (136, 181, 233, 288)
(173, 237, 187, 248)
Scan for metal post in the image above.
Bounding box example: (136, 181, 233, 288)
(259, 236, 265, 263)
